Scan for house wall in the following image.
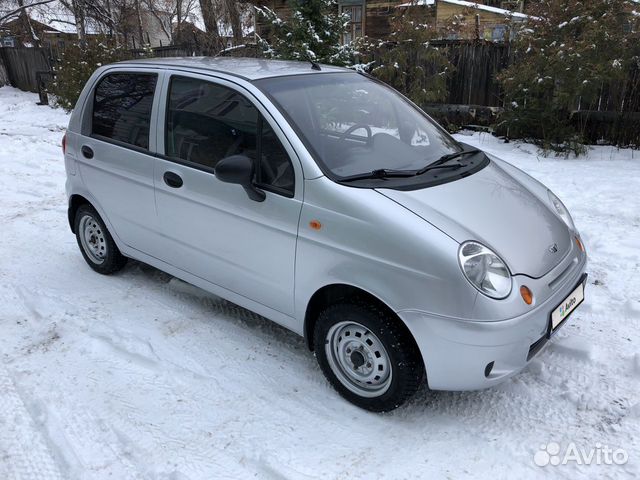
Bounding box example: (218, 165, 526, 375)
(436, 2, 520, 40)
(1, 18, 50, 47)
(254, 0, 416, 40)
(362, 1, 400, 40)
(253, 0, 288, 40)
(253, 0, 519, 41)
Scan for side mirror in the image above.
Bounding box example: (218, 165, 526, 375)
(215, 154, 265, 202)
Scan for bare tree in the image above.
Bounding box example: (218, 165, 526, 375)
(199, 0, 220, 44)
(14, 0, 42, 46)
(221, 0, 241, 44)
(70, 0, 87, 45)
(0, 0, 57, 26)
(141, 0, 172, 41)
(133, 0, 144, 44)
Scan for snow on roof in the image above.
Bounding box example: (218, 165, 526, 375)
(118, 57, 351, 80)
(397, 0, 436, 7)
(439, 0, 530, 19)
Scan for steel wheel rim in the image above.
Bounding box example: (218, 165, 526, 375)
(325, 321, 392, 398)
(79, 214, 107, 264)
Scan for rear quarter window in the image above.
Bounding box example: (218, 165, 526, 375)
(92, 73, 157, 149)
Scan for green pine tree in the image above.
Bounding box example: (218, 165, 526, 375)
(256, 0, 355, 66)
(360, 6, 454, 107)
(50, 38, 131, 111)
(498, 0, 640, 154)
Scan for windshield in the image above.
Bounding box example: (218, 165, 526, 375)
(256, 73, 461, 179)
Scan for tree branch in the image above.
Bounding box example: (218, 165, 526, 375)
(0, 0, 59, 25)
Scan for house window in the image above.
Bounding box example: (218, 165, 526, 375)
(483, 24, 508, 41)
(340, 2, 364, 43)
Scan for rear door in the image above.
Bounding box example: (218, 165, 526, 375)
(153, 73, 303, 319)
(77, 69, 163, 256)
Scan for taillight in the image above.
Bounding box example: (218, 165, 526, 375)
(62, 134, 67, 155)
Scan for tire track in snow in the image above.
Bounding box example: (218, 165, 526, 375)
(0, 367, 64, 480)
(36, 401, 144, 480)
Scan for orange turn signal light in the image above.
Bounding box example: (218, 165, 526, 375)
(520, 285, 533, 305)
(575, 236, 585, 253)
(309, 220, 322, 230)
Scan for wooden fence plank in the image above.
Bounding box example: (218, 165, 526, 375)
(0, 47, 52, 92)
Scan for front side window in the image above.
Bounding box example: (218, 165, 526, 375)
(256, 73, 461, 180)
(166, 76, 294, 195)
(92, 73, 157, 149)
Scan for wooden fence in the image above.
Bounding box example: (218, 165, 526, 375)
(0, 47, 51, 92)
(442, 40, 511, 107)
(0, 59, 9, 87)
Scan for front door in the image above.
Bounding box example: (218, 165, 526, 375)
(154, 74, 303, 318)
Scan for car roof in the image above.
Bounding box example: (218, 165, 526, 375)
(114, 57, 353, 81)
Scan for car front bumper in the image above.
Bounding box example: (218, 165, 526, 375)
(397, 254, 588, 391)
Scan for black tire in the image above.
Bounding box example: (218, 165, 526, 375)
(74, 204, 127, 275)
(314, 300, 424, 412)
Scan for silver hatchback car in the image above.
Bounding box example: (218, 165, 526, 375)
(64, 58, 587, 411)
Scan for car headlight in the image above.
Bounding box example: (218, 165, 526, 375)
(458, 241, 512, 299)
(548, 190, 575, 230)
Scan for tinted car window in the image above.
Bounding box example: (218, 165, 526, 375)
(166, 76, 294, 195)
(166, 76, 257, 169)
(257, 119, 294, 194)
(92, 73, 157, 149)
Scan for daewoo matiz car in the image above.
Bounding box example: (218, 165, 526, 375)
(63, 58, 587, 411)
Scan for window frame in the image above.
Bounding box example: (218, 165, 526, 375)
(339, 1, 365, 44)
(161, 73, 297, 198)
(90, 71, 159, 152)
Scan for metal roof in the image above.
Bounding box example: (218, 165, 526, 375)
(114, 57, 352, 81)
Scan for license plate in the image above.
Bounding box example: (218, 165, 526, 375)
(549, 281, 585, 335)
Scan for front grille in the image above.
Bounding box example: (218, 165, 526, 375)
(548, 256, 579, 290)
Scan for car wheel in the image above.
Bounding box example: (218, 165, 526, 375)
(74, 204, 127, 274)
(314, 301, 424, 412)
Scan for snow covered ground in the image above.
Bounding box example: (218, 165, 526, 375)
(0, 85, 639, 479)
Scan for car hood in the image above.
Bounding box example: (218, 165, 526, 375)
(376, 160, 571, 278)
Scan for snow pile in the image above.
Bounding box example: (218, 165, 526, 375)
(0, 86, 639, 479)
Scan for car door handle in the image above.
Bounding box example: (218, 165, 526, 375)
(163, 171, 183, 188)
(81, 145, 94, 159)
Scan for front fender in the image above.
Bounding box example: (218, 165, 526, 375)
(294, 177, 476, 325)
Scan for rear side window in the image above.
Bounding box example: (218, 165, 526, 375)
(92, 73, 157, 150)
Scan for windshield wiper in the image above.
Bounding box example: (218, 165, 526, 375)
(416, 149, 481, 175)
(340, 168, 418, 182)
(339, 149, 482, 182)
